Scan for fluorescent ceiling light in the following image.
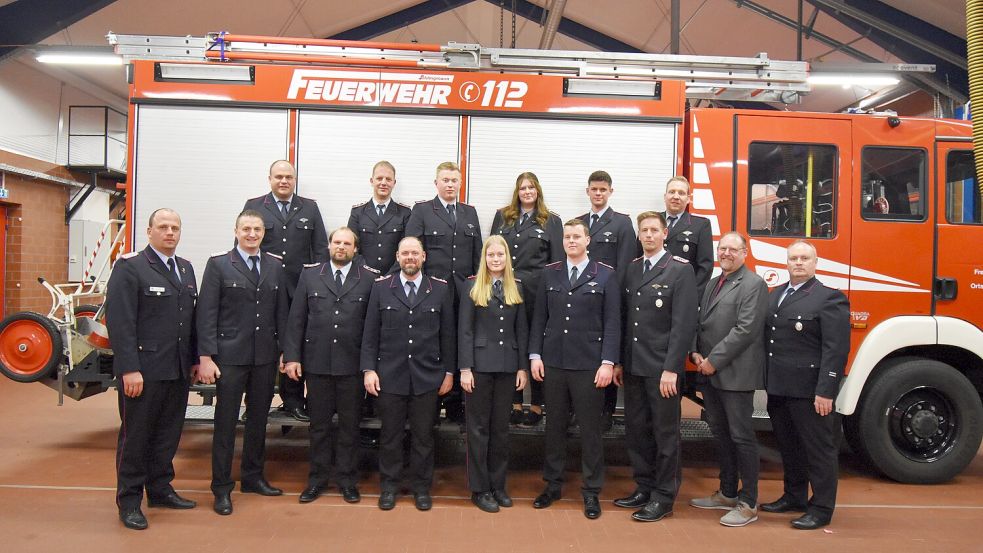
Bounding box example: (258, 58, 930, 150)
(35, 46, 122, 66)
(808, 75, 900, 86)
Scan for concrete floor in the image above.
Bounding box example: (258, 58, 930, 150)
(1, 377, 981, 553)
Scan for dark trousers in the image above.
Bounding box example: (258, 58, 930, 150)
(767, 394, 839, 518)
(116, 378, 189, 511)
(602, 382, 618, 414)
(377, 390, 440, 494)
(211, 362, 276, 494)
(307, 373, 363, 488)
(702, 385, 759, 507)
(512, 378, 544, 409)
(624, 373, 682, 503)
(543, 367, 605, 496)
(465, 372, 515, 492)
(280, 370, 307, 410)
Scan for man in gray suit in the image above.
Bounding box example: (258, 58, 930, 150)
(688, 232, 768, 527)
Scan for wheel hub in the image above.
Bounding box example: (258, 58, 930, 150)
(889, 387, 956, 462)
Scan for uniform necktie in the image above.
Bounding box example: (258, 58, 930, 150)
(166, 258, 181, 283)
(377, 204, 385, 218)
(569, 266, 579, 287)
(778, 285, 795, 307)
(644, 259, 652, 273)
(278, 200, 289, 217)
(249, 255, 260, 282)
(406, 280, 417, 304)
(493, 279, 503, 301)
(520, 212, 529, 226)
(335, 269, 344, 289)
(667, 215, 678, 230)
(447, 203, 457, 224)
(590, 213, 599, 228)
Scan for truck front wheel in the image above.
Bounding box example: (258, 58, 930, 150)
(855, 357, 983, 484)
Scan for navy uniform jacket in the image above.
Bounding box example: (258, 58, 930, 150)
(579, 208, 639, 283)
(622, 253, 698, 377)
(403, 198, 482, 287)
(106, 246, 198, 381)
(529, 260, 621, 371)
(195, 250, 288, 366)
(664, 211, 714, 294)
(458, 278, 530, 374)
(765, 277, 850, 399)
(242, 193, 329, 292)
(282, 262, 378, 375)
(348, 200, 412, 273)
(490, 209, 563, 307)
(360, 274, 457, 395)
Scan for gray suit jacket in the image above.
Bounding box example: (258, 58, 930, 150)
(694, 264, 768, 391)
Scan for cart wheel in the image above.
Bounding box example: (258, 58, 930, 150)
(0, 312, 64, 383)
(74, 304, 101, 320)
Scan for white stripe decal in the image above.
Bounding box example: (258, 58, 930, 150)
(692, 162, 710, 184)
(692, 188, 715, 210)
(693, 137, 705, 159)
(749, 239, 920, 288)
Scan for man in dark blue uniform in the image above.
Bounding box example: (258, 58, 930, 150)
(613, 211, 698, 523)
(107, 208, 198, 530)
(578, 170, 638, 430)
(196, 209, 290, 515)
(242, 159, 329, 421)
(662, 176, 714, 296)
(362, 236, 456, 511)
(348, 161, 411, 273)
(760, 240, 849, 531)
(403, 161, 481, 423)
(282, 227, 379, 505)
(529, 219, 621, 520)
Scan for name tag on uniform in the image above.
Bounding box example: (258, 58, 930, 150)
(149, 286, 165, 293)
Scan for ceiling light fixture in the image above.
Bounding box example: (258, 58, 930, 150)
(35, 46, 122, 66)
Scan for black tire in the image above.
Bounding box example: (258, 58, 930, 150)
(74, 304, 101, 319)
(0, 312, 64, 383)
(841, 413, 870, 461)
(855, 356, 983, 484)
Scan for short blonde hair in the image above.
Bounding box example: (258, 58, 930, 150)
(435, 161, 460, 178)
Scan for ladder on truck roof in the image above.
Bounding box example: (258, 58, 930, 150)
(109, 32, 809, 103)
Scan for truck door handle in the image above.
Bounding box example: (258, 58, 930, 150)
(933, 277, 957, 300)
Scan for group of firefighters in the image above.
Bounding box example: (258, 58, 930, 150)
(106, 159, 849, 533)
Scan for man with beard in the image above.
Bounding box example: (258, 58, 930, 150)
(362, 237, 456, 511)
(283, 227, 379, 504)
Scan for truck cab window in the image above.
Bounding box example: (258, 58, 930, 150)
(861, 147, 926, 221)
(748, 142, 837, 238)
(945, 150, 982, 224)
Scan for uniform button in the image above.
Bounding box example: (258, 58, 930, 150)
(500, 316, 504, 321)
(179, 322, 183, 326)
(499, 341, 504, 345)
(378, 231, 382, 234)
(768, 352, 773, 356)
(637, 292, 641, 296)
(568, 292, 573, 296)
(636, 307, 640, 311)
(770, 339, 774, 343)
(378, 243, 382, 247)
(333, 339, 337, 343)
(335, 311, 339, 315)
(771, 327, 776, 331)
(566, 304, 571, 308)
(408, 354, 413, 358)
(634, 322, 638, 326)
(633, 337, 638, 342)
(282, 251, 286, 255)
(282, 238, 287, 242)
(409, 339, 413, 344)
(499, 329, 504, 333)
(282, 225, 287, 230)
(512, 256, 517, 260)
(256, 326, 260, 331)
(773, 314, 778, 318)
(513, 244, 519, 248)
(256, 300, 260, 304)
(409, 310, 413, 314)
(516, 234, 520, 238)
(452, 257, 456, 261)
(334, 324, 338, 328)
(408, 325, 413, 329)
(256, 313, 260, 317)
(563, 329, 568, 334)
(378, 257, 383, 261)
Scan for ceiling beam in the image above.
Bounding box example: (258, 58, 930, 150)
(0, 0, 119, 64)
(329, 0, 477, 41)
(492, 0, 643, 52)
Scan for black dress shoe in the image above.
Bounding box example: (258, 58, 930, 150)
(632, 501, 674, 522)
(378, 491, 397, 510)
(761, 496, 808, 513)
(533, 488, 561, 509)
(283, 406, 310, 421)
(472, 492, 500, 513)
(510, 409, 525, 426)
(341, 486, 361, 504)
(241, 479, 283, 496)
(299, 485, 323, 504)
(792, 513, 831, 530)
(213, 493, 233, 515)
(414, 492, 433, 511)
(147, 492, 197, 509)
(613, 490, 651, 509)
(119, 508, 148, 530)
(520, 410, 543, 427)
(492, 490, 513, 508)
(583, 495, 602, 519)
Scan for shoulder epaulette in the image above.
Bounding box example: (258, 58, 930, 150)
(415, 199, 429, 204)
(458, 201, 472, 207)
(597, 261, 614, 269)
(352, 200, 368, 208)
(514, 277, 522, 283)
(265, 252, 283, 260)
(362, 264, 380, 274)
(248, 194, 266, 203)
(376, 274, 394, 282)
(210, 251, 226, 258)
(632, 256, 643, 262)
(545, 261, 564, 268)
(467, 275, 477, 281)
(430, 276, 448, 283)
(549, 210, 560, 217)
(395, 201, 410, 209)
(303, 262, 321, 268)
(120, 251, 139, 259)
(673, 255, 690, 263)
(299, 195, 317, 202)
